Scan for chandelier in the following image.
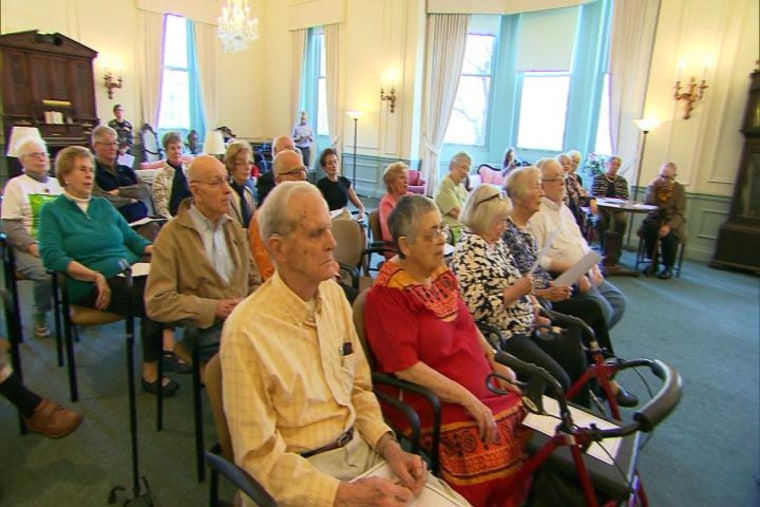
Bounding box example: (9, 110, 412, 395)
(217, 0, 259, 53)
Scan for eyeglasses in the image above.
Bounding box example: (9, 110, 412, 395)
(279, 167, 307, 177)
(420, 224, 450, 243)
(191, 177, 228, 187)
(542, 175, 567, 184)
(23, 152, 48, 159)
(96, 141, 118, 148)
(476, 188, 507, 206)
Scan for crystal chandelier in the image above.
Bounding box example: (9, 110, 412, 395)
(217, 0, 259, 53)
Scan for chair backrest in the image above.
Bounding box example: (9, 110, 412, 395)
(368, 210, 383, 243)
(478, 164, 505, 186)
(205, 354, 233, 461)
(408, 169, 425, 186)
(351, 290, 375, 370)
(139, 123, 163, 163)
(331, 218, 366, 268)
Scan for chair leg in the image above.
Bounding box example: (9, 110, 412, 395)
(52, 274, 64, 367)
(193, 344, 205, 483)
(65, 323, 79, 402)
(676, 241, 685, 278)
(157, 337, 164, 431)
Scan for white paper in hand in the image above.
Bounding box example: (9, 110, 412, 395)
(553, 251, 601, 287)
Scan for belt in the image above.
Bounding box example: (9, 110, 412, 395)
(300, 427, 354, 458)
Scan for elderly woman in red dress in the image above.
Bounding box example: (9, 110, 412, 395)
(364, 195, 530, 507)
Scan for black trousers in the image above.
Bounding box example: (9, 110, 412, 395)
(75, 275, 162, 363)
(552, 295, 614, 355)
(640, 219, 679, 268)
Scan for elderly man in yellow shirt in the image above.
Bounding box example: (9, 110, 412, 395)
(220, 181, 467, 506)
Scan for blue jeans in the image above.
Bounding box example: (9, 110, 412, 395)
(13, 249, 53, 315)
(585, 279, 627, 330)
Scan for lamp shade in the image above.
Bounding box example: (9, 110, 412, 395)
(203, 130, 227, 155)
(634, 118, 660, 133)
(346, 111, 363, 120)
(6, 126, 43, 157)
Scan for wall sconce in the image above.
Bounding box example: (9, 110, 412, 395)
(673, 59, 709, 120)
(380, 86, 397, 113)
(104, 70, 123, 100)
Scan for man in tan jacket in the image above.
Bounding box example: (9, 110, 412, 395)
(146, 155, 261, 362)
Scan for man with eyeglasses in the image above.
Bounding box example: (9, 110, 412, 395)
(531, 159, 627, 331)
(1, 138, 62, 337)
(146, 155, 261, 364)
(91, 125, 155, 227)
(249, 149, 308, 281)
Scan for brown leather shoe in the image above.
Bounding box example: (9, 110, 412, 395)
(24, 399, 83, 439)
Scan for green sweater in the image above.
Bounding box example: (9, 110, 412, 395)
(39, 195, 150, 302)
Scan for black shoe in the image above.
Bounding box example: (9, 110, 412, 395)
(615, 385, 639, 407)
(141, 377, 180, 396)
(657, 267, 673, 280)
(162, 352, 192, 374)
(640, 264, 656, 276)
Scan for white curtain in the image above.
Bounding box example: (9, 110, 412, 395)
(194, 21, 218, 128)
(324, 23, 345, 155)
(421, 14, 470, 195)
(608, 0, 661, 176)
(290, 29, 308, 127)
(138, 10, 165, 127)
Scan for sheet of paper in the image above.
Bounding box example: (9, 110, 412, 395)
(352, 462, 469, 506)
(529, 229, 558, 275)
(118, 263, 151, 278)
(118, 153, 135, 167)
(553, 250, 602, 287)
(522, 396, 622, 465)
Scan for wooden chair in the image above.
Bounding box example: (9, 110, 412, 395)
(205, 354, 278, 507)
(635, 234, 686, 278)
(139, 123, 164, 163)
(366, 210, 397, 273)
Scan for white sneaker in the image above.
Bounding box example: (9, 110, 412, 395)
(33, 313, 50, 339)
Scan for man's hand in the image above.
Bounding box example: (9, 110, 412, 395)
(107, 188, 120, 196)
(215, 298, 242, 319)
(589, 265, 604, 286)
(658, 224, 671, 238)
(28, 243, 40, 258)
(537, 284, 571, 301)
(380, 438, 427, 498)
(335, 477, 414, 506)
(577, 275, 591, 294)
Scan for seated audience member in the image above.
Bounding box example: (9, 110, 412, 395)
(639, 162, 687, 280)
(220, 181, 466, 507)
(39, 146, 176, 396)
(567, 150, 584, 185)
(152, 131, 191, 220)
(434, 152, 471, 243)
(365, 194, 531, 507)
(558, 152, 594, 228)
(531, 159, 627, 330)
(503, 167, 637, 407)
(146, 155, 260, 364)
(591, 156, 629, 266)
(185, 130, 200, 155)
(108, 104, 134, 156)
(449, 187, 588, 403)
(316, 148, 365, 215)
(0, 341, 82, 438)
(256, 135, 295, 205)
(0, 138, 62, 338)
(378, 162, 410, 245)
(224, 141, 257, 228)
(249, 150, 308, 282)
(91, 125, 154, 225)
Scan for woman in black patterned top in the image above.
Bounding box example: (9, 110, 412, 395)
(450, 184, 587, 399)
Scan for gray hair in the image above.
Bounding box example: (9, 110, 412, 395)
(506, 166, 541, 201)
(567, 150, 582, 165)
(388, 195, 438, 259)
(607, 155, 622, 166)
(18, 137, 47, 158)
(460, 185, 511, 236)
(382, 161, 409, 192)
(257, 181, 324, 242)
(91, 124, 117, 145)
(162, 131, 183, 150)
(449, 151, 472, 170)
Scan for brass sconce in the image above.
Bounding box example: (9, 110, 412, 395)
(674, 76, 708, 120)
(104, 71, 123, 100)
(380, 86, 397, 113)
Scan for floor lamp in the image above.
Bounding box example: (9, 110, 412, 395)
(346, 111, 362, 189)
(628, 118, 660, 245)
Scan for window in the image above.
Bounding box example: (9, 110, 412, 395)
(303, 27, 329, 139)
(594, 73, 612, 156)
(444, 28, 497, 145)
(316, 33, 327, 136)
(516, 73, 571, 151)
(158, 15, 204, 133)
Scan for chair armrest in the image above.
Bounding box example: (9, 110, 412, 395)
(205, 450, 279, 507)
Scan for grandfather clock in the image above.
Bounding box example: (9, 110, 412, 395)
(710, 70, 760, 274)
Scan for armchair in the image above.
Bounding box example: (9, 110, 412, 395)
(407, 170, 426, 195)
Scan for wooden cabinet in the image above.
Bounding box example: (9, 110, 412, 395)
(711, 71, 760, 274)
(0, 30, 99, 170)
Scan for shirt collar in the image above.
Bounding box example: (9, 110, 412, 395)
(270, 271, 326, 325)
(541, 196, 561, 210)
(189, 204, 227, 231)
